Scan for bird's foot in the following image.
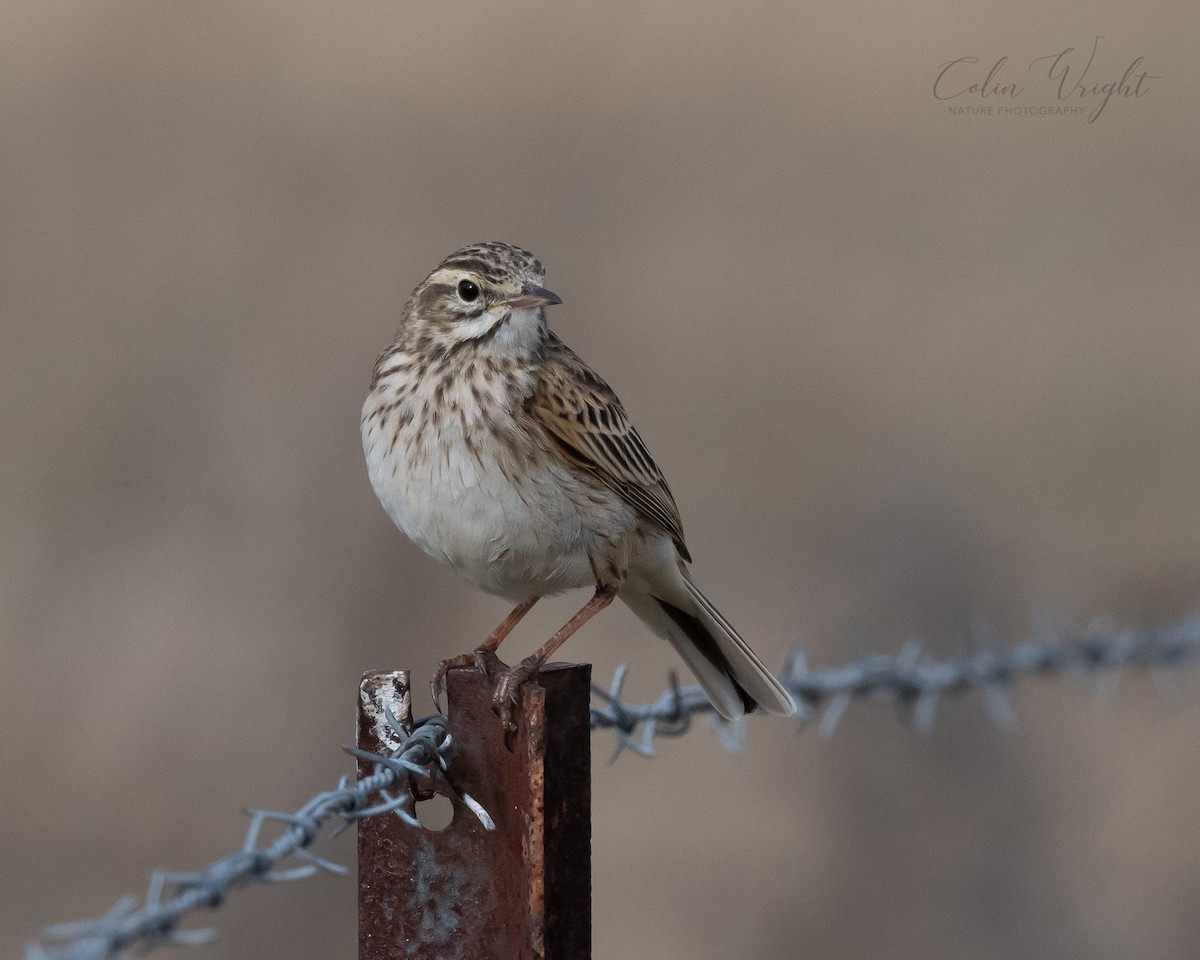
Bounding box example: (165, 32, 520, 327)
(492, 654, 543, 733)
(431, 646, 507, 713)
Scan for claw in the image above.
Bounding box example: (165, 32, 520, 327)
(494, 681, 520, 733)
(433, 646, 509, 716)
(474, 647, 506, 679)
(491, 655, 542, 733)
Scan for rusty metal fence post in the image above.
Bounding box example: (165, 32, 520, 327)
(358, 663, 592, 960)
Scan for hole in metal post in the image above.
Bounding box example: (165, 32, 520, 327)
(414, 793, 454, 831)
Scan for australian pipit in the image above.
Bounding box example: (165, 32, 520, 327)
(361, 242, 796, 728)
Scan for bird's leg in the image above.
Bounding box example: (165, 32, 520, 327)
(494, 584, 617, 731)
(431, 596, 540, 711)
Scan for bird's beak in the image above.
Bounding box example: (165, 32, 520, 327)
(505, 282, 563, 309)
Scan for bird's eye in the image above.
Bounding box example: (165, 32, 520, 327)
(457, 279, 480, 302)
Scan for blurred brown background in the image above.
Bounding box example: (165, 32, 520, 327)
(3, 1, 1199, 957)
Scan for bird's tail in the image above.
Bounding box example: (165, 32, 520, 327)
(621, 570, 797, 720)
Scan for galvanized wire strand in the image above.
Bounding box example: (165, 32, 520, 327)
(27, 612, 1200, 960)
(588, 615, 1200, 757)
(26, 713, 455, 960)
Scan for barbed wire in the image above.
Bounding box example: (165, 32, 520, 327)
(27, 612, 1200, 960)
(26, 712, 459, 960)
(590, 614, 1200, 757)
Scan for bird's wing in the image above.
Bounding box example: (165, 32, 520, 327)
(528, 337, 691, 561)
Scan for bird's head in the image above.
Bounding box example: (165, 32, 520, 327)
(402, 241, 562, 356)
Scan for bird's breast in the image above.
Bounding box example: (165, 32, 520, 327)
(361, 357, 636, 599)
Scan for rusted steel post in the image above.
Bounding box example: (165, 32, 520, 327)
(358, 662, 592, 960)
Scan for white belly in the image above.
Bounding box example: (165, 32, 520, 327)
(362, 400, 636, 601)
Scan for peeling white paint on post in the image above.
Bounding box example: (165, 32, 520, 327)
(358, 671, 413, 752)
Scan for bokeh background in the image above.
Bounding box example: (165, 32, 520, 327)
(4, 1, 1199, 958)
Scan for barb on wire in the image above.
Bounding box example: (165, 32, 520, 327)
(589, 613, 1200, 752)
(28, 612, 1200, 960)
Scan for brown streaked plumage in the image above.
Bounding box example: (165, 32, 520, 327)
(529, 339, 692, 562)
(361, 242, 796, 728)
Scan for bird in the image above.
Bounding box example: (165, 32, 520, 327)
(361, 241, 796, 729)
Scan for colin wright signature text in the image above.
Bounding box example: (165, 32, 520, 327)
(933, 36, 1159, 122)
